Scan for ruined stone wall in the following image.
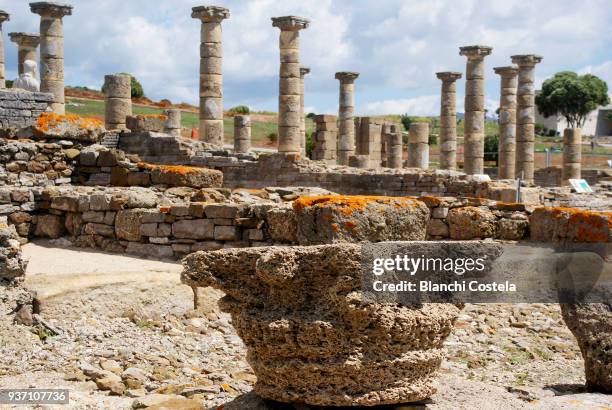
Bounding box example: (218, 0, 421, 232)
(0, 90, 52, 130)
(534, 166, 605, 187)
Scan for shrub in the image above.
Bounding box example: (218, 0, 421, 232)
(5, 80, 13, 88)
(484, 135, 499, 163)
(305, 131, 315, 159)
(228, 105, 250, 114)
(267, 132, 278, 143)
(400, 115, 412, 131)
(535, 123, 545, 135)
(428, 134, 438, 145)
(306, 112, 316, 119)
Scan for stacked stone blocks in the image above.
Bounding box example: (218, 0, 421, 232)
(407, 122, 429, 169)
(233, 114, 251, 154)
(436, 72, 462, 170)
(311, 114, 337, 164)
(103, 74, 132, 130)
(494, 65, 519, 179)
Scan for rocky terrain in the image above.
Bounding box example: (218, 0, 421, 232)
(0, 240, 609, 409)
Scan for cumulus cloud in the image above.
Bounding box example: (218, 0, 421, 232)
(0, 0, 609, 115)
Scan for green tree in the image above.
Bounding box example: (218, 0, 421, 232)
(535, 71, 609, 128)
(484, 135, 499, 164)
(228, 105, 250, 114)
(400, 114, 412, 131)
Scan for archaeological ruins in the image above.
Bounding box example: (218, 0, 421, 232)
(0, 2, 610, 409)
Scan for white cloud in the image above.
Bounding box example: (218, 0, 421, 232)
(363, 95, 439, 115)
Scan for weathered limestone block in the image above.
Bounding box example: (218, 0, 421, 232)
(407, 122, 429, 169)
(163, 108, 181, 137)
(312, 114, 337, 164)
(126, 114, 166, 133)
(529, 207, 611, 243)
(233, 114, 251, 153)
(33, 112, 104, 141)
(447, 206, 497, 239)
(138, 163, 222, 188)
(292, 195, 429, 245)
(33, 214, 64, 238)
(265, 206, 297, 243)
(104, 74, 132, 130)
(181, 244, 462, 406)
(0, 223, 28, 282)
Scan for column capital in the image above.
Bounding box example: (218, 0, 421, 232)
(493, 64, 519, 77)
(191, 6, 229, 23)
(300, 67, 311, 77)
(436, 71, 462, 82)
(9, 32, 40, 48)
(459, 45, 493, 59)
(335, 71, 359, 83)
(0, 10, 9, 23)
(29, 2, 73, 18)
(272, 16, 309, 31)
(511, 54, 543, 67)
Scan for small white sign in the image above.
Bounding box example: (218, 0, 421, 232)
(569, 179, 593, 193)
(472, 174, 491, 182)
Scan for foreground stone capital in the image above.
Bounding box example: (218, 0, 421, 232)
(435, 71, 462, 82)
(182, 243, 461, 406)
(0, 10, 9, 23)
(459, 45, 493, 60)
(9, 32, 40, 48)
(511, 54, 543, 67)
(271, 16, 310, 31)
(335, 71, 359, 83)
(191, 5, 229, 22)
(29, 1, 73, 18)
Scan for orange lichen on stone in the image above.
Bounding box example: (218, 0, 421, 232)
(159, 206, 171, 213)
(330, 223, 339, 232)
(292, 195, 418, 215)
(137, 162, 202, 175)
(418, 195, 441, 207)
(537, 206, 612, 243)
(134, 114, 168, 121)
(344, 220, 357, 231)
(34, 112, 103, 134)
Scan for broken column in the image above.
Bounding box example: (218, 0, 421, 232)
(562, 128, 582, 184)
(0, 10, 8, 89)
(336, 71, 359, 165)
(357, 116, 383, 168)
(312, 114, 337, 164)
(163, 108, 182, 137)
(386, 126, 403, 169)
(272, 16, 309, 156)
(436, 71, 462, 170)
(407, 122, 429, 169)
(494, 65, 519, 179)
(511, 54, 543, 183)
(9, 33, 40, 76)
(192, 6, 229, 146)
(30, 2, 73, 114)
(233, 114, 251, 154)
(103, 74, 132, 130)
(459, 45, 492, 175)
(299, 67, 310, 156)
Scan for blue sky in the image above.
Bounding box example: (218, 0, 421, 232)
(1, 0, 610, 115)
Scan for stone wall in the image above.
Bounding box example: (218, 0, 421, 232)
(0, 90, 52, 131)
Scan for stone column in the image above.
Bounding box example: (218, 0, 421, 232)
(103, 74, 132, 130)
(494, 65, 519, 180)
(459, 45, 492, 175)
(511, 54, 543, 183)
(299, 67, 310, 156)
(407, 122, 429, 169)
(272, 16, 309, 156)
(435, 72, 462, 170)
(0, 11, 8, 89)
(9, 33, 40, 76)
(562, 128, 581, 184)
(163, 108, 182, 137)
(192, 6, 229, 146)
(335, 71, 359, 165)
(30, 2, 73, 115)
(233, 115, 251, 154)
(312, 114, 337, 165)
(387, 128, 403, 169)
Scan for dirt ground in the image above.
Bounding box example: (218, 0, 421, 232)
(0, 240, 611, 409)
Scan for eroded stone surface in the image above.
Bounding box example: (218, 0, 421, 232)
(182, 244, 461, 406)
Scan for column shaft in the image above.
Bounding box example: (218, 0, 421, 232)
(494, 66, 519, 179)
(0, 12, 9, 88)
(407, 122, 429, 169)
(233, 115, 251, 153)
(299, 67, 310, 156)
(164, 108, 182, 137)
(436, 72, 461, 170)
(562, 128, 581, 184)
(336, 71, 359, 165)
(104, 74, 132, 130)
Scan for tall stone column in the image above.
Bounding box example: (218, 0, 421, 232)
(511, 54, 543, 183)
(335, 71, 359, 165)
(103, 74, 132, 130)
(435, 71, 462, 170)
(30, 2, 73, 115)
(9, 33, 40, 76)
(233, 115, 251, 154)
(562, 128, 581, 184)
(163, 108, 182, 137)
(0, 11, 10, 89)
(272, 16, 309, 155)
(494, 65, 519, 180)
(299, 67, 310, 156)
(459, 45, 492, 175)
(192, 6, 229, 146)
(407, 122, 429, 169)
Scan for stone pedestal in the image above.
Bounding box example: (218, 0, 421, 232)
(163, 108, 181, 137)
(459, 45, 492, 175)
(407, 122, 429, 169)
(192, 6, 229, 146)
(435, 72, 462, 170)
(511, 54, 542, 183)
(562, 128, 581, 184)
(9, 33, 40, 76)
(103, 74, 132, 130)
(30, 2, 73, 114)
(357, 116, 383, 168)
(312, 114, 337, 164)
(335, 71, 359, 165)
(272, 16, 309, 155)
(386, 128, 403, 169)
(233, 114, 251, 154)
(0, 11, 8, 89)
(299, 67, 310, 156)
(494, 65, 519, 180)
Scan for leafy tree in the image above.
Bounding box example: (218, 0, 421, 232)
(306, 112, 316, 119)
(305, 131, 315, 159)
(535, 71, 609, 128)
(228, 105, 250, 114)
(484, 135, 498, 163)
(400, 114, 412, 131)
(5, 80, 13, 88)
